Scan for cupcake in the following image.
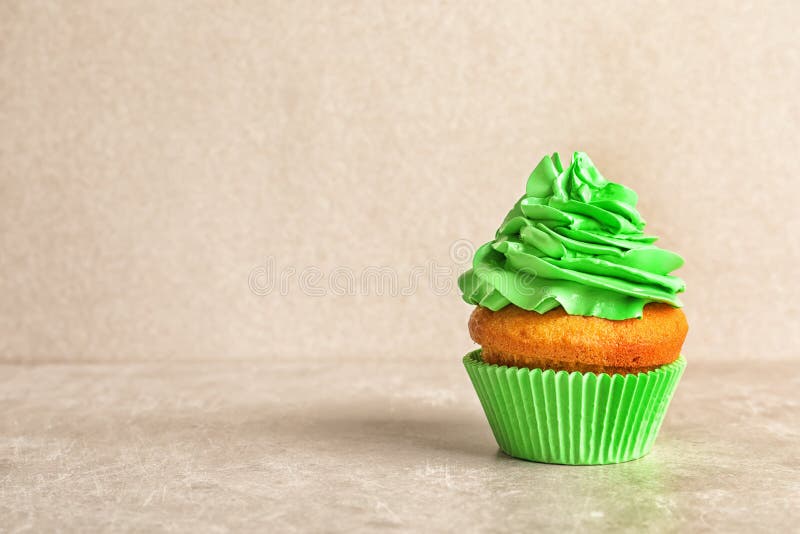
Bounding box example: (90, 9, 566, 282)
(459, 152, 687, 465)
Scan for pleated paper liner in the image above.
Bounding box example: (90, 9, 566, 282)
(463, 350, 686, 465)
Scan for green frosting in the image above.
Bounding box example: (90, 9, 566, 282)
(458, 152, 685, 320)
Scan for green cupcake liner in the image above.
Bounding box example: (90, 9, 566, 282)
(463, 350, 686, 465)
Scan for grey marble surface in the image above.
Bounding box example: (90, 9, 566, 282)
(1, 357, 798, 533)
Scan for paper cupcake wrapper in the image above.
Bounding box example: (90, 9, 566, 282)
(463, 350, 686, 465)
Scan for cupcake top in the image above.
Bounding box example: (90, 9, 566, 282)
(458, 152, 685, 320)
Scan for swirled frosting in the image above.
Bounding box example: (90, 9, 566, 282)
(458, 152, 685, 320)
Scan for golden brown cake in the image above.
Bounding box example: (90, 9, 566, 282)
(469, 303, 687, 374)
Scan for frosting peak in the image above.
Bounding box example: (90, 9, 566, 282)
(458, 152, 685, 320)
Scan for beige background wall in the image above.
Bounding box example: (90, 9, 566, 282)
(1, 1, 797, 363)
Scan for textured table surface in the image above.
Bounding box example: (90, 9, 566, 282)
(1, 357, 798, 533)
